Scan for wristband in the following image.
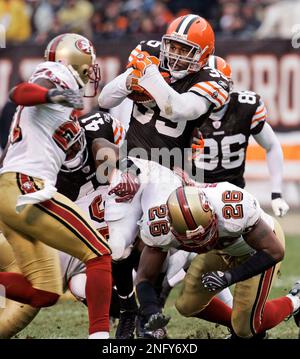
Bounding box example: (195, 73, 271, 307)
(271, 193, 282, 200)
(226, 250, 278, 285)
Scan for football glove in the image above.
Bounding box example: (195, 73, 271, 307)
(201, 271, 232, 292)
(47, 89, 84, 109)
(191, 128, 205, 160)
(108, 172, 140, 203)
(173, 167, 197, 187)
(127, 49, 159, 75)
(271, 195, 290, 217)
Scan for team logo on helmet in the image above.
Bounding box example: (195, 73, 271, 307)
(199, 193, 211, 212)
(75, 39, 93, 55)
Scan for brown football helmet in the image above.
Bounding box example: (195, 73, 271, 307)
(44, 33, 100, 97)
(167, 186, 218, 253)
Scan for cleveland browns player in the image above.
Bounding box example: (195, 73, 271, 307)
(0, 34, 112, 339)
(192, 55, 289, 218)
(99, 14, 230, 336)
(56, 110, 140, 339)
(99, 14, 230, 172)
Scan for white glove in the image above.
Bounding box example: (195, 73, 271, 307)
(271, 197, 290, 217)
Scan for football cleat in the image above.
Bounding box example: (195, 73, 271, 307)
(289, 281, 300, 327)
(144, 312, 171, 332)
(136, 314, 168, 339)
(115, 310, 137, 339)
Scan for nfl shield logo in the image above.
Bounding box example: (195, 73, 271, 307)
(212, 121, 221, 129)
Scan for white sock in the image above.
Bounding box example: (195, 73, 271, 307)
(88, 331, 109, 339)
(286, 294, 300, 313)
(119, 290, 135, 300)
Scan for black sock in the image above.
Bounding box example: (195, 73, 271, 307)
(136, 280, 161, 319)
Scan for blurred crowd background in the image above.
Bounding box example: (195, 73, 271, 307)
(0, 0, 300, 45)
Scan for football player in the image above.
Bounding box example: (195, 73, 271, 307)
(98, 14, 230, 336)
(0, 34, 112, 339)
(192, 55, 289, 218)
(56, 110, 140, 339)
(98, 15, 230, 172)
(166, 184, 300, 338)
(105, 157, 300, 338)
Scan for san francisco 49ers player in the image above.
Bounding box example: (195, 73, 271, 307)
(99, 15, 230, 171)
(192, 55, 289, 218)
(0, 34, 112, 339)
(106, 156, 300, 338)
(165, 184, 300, 338)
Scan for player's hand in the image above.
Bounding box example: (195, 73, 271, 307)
(127, 49, 159, 75)
(126, 69, 152, 96)
(173, 167, 197, 187)
(47, 89, 84, 109)
(271, 196, 290, 217)
(108, 172, 140, 203)
(191, 128, 204, 160)
(201, 271, 232, 292)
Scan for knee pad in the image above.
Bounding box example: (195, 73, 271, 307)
(68, 273, 86, 301)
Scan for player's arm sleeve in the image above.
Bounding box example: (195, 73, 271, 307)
(111, 116, 126, 146)
(138, 65, 211, 122)
(188, 79, 229, 110)
(98, 69, 132, 109)
(253, 122, 284, 194)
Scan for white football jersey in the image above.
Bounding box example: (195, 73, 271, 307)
(201, 182, 274, 256)
(1, 61, 79, 185)
(141, 180, 274, 256)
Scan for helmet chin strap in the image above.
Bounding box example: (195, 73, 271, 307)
(61, 147, 88, 173)
(170, 69, 189, 80)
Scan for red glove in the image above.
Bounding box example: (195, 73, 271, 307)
(108, 172, 140, 203)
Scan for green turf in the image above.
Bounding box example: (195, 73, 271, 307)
(14, 235, 300, 339)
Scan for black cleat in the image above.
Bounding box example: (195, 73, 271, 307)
(115, 310, 137, 339)
(136, 313, 168, 339)
(144, 312, 171, 331)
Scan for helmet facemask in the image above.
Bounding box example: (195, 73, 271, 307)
(170, 212, 218, 253)
(167, 188, 219, 253)
(61, 127, 88, 173)
(160, 36, 209, 80)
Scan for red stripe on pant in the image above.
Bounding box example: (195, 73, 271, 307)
(252, 267, 274, 333)
(39, 199, 111, 256)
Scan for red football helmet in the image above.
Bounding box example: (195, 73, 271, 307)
(160, 14, 215, 79)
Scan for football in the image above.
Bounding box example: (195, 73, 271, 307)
(127, 87, 154, 104)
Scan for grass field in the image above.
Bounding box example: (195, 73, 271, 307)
(13, 234, 300, 339)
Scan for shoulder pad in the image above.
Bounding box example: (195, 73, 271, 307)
(30, 61, 78, 90)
